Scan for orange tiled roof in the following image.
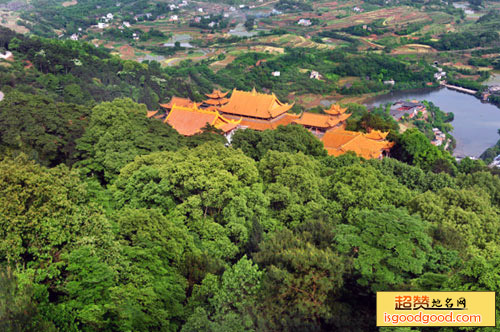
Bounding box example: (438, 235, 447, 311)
(147, 110, 159, 118)
(322, 129, 394, 159)
(204, 97, 229, 106)
(364, 130, 389, 140)
(293, 112, 351, 128)
(220, 88, 294, 119)
(163, 105, 241, 136)
(205, 89, 229, 99)
(225, 113, 300, 131)
(324, 104, 348, 116)
(160, 96, 201, 109)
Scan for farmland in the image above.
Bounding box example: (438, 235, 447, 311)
(0, 0, 498, 108)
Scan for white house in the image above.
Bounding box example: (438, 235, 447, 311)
(170, 15, 178, 21)
(106, 13, 114, 20)
(70, 33, 79, 41)
(198, 7, 203, 13)
(208, 21, 216, 28)
(97, 22, 109, 29)
(310, 71, 321, 80)
(123, 21, 131, 28)
(0, 51, 13, 60)
(298, 19, 312, 26)
(272, 71, 281, 77)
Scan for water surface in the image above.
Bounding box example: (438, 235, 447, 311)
(365, 88, 500, 157)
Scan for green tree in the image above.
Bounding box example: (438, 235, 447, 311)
(334, 206, 432, 291)
(232, 124, 327, 161)
(183, 256, 262, 332)
(254, 227, 345, 330)
(76, 98, 183, 183)
(0, 90, 90, 166)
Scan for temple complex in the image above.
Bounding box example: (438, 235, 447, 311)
(321, 129, 394, 159)
(218, 88, 299, 130)
(147, 90, 394, 158)
(163, 104, 240, 137)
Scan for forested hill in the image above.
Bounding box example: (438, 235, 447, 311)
(0, 26, 438, 110)
(1, 27, 500, 331)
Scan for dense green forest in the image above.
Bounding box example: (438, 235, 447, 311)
(1, 23, 499, 331)
(1, 98, 499, 330)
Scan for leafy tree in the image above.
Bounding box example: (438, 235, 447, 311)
(0, 267, 54, 332)
(0, 155, 108, 268)
(232, 124, 327, 161)
(408, 188, 499, 250)
(258, 151, 337, 228)
(183, 256, 262, 332)
(334, 206, 432, 291)
(113, 143, 270, 262)
(393, 129, 457, 174)
(326, 163, 413, 220)
(0, 90, 90, 166)
(254, 227, 345, 330)
(76, 98, 183, 183)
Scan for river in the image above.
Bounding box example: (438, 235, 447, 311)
(365, 87, 500, 157)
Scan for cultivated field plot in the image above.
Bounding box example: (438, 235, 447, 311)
(0, 10, 28, 34)
(324, 6, 432, 30)
(209, 54, 237, 72)
(392, 44, 437, 54)
(254, 34, 336, 49)
(61, 0, 77, 7)
(312, 0, 361, 11)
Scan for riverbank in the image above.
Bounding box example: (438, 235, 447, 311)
(363, 87, 500, 158)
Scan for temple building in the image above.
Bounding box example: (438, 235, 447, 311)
(202, 89, 230, 110)
(321, 129, 394, 159)
(163, 104, 241, 137)
(293, 111, 351, 136)
(324, 103, 348, 116)
(219, 88, 299, 130)
(147, 96, 202, 121)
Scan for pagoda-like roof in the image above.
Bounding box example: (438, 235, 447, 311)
(322, 129, 394, 159)
(364, 130, 389, 140)
(224, 113, 300, 131)
(293, 112, 351, 129)
(219, 88, 294, 120)
(204, 97, 230, 106)
(205, 89, 229, 99)
(160, 96, 201, 109)
(163, 104, 241, 136)
(324, 103, 348, 116)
